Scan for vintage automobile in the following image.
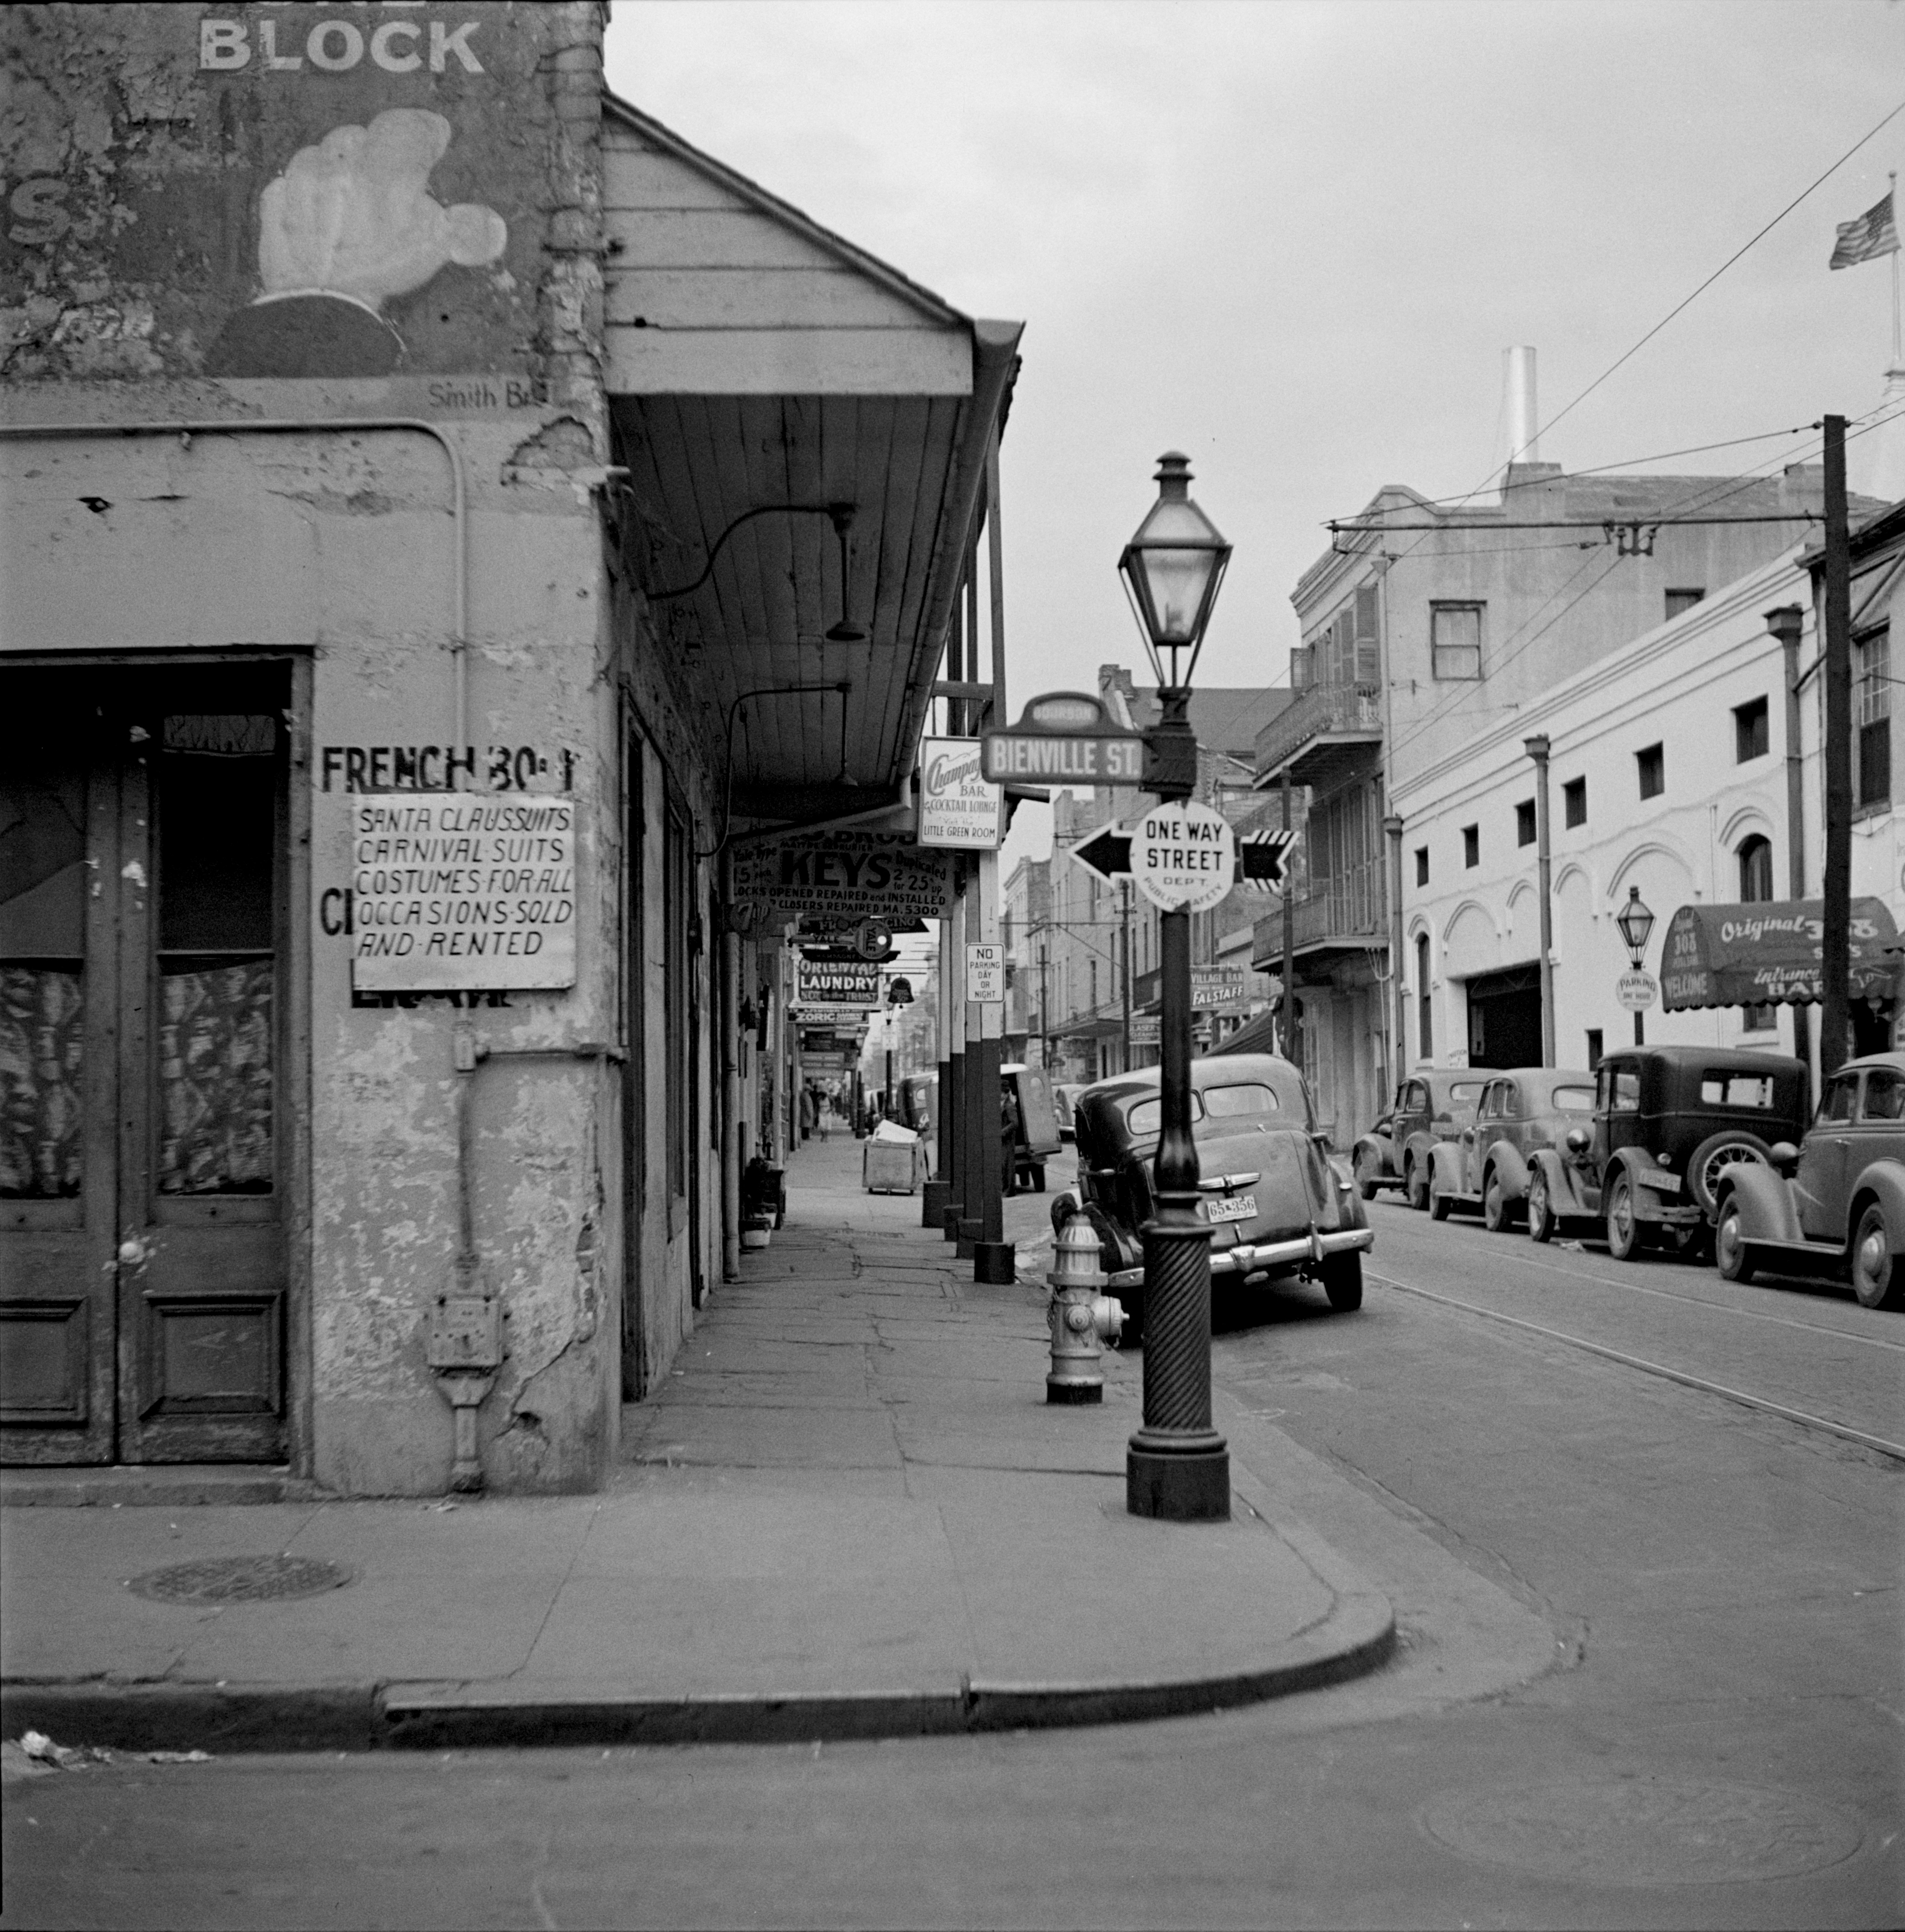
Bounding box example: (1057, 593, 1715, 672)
(1351, 1068, 1498, 1208)
(1713, 1052, 1905, 1308)
(1051, 1053, 1372, 1336)
(1524, 1045, 1809, 1260)
(1426, 1067, 1598, 1230)
(1001, 1062, 1062, 1194)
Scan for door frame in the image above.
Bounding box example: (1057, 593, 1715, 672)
(1, 650, 314, 1473)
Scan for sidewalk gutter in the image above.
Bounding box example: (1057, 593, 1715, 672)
(3, 1595, 1393, 1753)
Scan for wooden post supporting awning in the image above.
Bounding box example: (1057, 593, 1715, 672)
(601, 94, 1022, 833)
(1659, 899, 1900, 1010)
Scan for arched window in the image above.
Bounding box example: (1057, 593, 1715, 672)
(1416, 932, 1432, 1061)
(1737, 834, 1774, 903)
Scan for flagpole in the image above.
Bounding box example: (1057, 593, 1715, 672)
(1878, 174, 1893, 373)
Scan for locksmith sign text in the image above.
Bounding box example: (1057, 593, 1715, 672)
(732, 831, 951, 928)
(336, 794, 577, 991)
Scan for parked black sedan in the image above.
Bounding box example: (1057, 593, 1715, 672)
(1051, 1053, 1373, 1338)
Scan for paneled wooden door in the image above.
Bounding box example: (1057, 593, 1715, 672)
(1, 666, 291, 1464)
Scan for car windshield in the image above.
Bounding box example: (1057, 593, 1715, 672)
(1701, 1073, 1775, 1109)
(1551, 1084, 1595, 1113)
(1201, 1082, 1281, 1120)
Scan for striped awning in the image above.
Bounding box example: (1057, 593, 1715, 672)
(1659, 898, 1899, 1009)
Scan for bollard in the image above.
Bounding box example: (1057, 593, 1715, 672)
(1046, 1215, 1124, 1404)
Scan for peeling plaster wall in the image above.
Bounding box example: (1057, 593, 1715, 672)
(0, 4, 658, 1496)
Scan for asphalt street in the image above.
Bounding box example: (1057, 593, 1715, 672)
(5, 1172, 1900, 1930)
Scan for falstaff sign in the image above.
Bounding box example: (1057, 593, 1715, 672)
(1659, 898, 1898, 1009)
(732, 830, 951, 930)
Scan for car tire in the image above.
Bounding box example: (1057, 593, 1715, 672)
(1606, 1170, 1644, 1262)
(1405, 1157, 1429, 1212)
(1354, 1149, 1381, 1202)
(1527, 1168, 1557, 1244)
(1850, 1202, 1905, 1310)
(1714, 1197, 1756, 1283)
(1686, 1131, 1773, 1215)
(1482, 1171, 1511, 1233)
(1321, 1249, 1363, 1311)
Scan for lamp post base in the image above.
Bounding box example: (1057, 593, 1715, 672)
(1126, 1428, 1231, 1520)
(972, 1239, 1016, 1284)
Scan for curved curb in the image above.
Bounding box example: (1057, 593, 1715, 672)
(2, 1594, 1394, 1754)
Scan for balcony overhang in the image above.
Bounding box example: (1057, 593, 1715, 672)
(1253, 730, 1383, 792)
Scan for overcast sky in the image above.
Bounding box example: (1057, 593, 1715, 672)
(607, 0, 1905, 871)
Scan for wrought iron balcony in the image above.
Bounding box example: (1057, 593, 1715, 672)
(1253, 680, 1384, 790)
(1251, 860, 1387, 969)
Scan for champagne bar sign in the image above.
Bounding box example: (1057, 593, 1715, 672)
(345, 794, 577, 991)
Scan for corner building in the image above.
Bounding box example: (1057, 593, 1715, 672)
(0, 4, 1014, 1494)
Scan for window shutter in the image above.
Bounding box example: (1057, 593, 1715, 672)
(1354, 585, 1380, 684)
(1290, 645, 1313, 690)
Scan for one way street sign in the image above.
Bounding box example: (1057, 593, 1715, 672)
(1069, 821, 1296, 891)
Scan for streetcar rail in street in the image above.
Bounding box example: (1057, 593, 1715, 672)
(1369, 1271, 1905, 1463)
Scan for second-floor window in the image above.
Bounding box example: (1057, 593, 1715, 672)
(1738, 834, 1777, 1031)
(1431, 602, 1483, 680)
(1733, 696, 1769, 763)
(1463, 824, 1479, 868)
(1636, 743, 1665, 800)
(1416, 933, 1432, 1060)
(1414, 846, 1428, 887)
(1563, 776, 1586, 827)
(1516, 800, 1536, 847)
(1857, 625, 1891, 808)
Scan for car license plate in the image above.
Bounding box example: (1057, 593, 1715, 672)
(1207, 1193, 1257, 1223)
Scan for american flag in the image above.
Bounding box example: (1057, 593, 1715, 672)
(1830, 190, 1899, 270)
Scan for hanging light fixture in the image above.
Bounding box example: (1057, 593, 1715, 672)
(1116, 452, 1231, 693)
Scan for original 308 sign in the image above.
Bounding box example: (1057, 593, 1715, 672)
(1132, 801, 1235, 914)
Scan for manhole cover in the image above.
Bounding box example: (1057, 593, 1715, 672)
(127, 1556, 353, 1606)
(1419, 1776, 1864, 1885)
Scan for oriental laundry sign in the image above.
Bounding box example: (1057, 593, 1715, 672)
(732, 831, 951, 930)
(339, 795, 576, 991)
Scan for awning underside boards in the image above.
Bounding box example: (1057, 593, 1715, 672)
(1659, 898, 1899, 1009)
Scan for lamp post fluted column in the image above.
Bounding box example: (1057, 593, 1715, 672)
(1127, 690, 1229, 1519)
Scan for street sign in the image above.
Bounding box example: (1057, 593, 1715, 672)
(966, 942, 1005, 1004)
(1234, 828, 1296, 891)
(1131, 801, 1235, 914)
(1070, 821, 1133, 885)
(980, 691, 1146, 786)
(1616, 969, 1658, 1012)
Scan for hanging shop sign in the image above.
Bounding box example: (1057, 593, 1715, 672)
(732, 830, 951, 930)
(917, 737, 1004, 849)
(343, 794, 576, 991)
(1192, 967, 1250, 1010)
(797, 958, 882, 1007)
(1129, 1014, 1162, 1047)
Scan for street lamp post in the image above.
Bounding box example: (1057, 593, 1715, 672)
(1616, 885, 1656, 1047)
(1118, 452, 1233, 1522)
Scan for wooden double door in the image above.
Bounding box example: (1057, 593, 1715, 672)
(1, 665, 293, 1464)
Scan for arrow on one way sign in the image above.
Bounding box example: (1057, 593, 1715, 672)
(1234, 829, 1297, 891)
(1070, 822, 1133, 884)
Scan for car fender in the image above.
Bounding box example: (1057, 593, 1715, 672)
(1717, 1162, 1803, 1244)
(1402, 1130, 1436, 1180)
(1845, 1158, 1905, 1248)
(1605, 1146, 1683, 1220)
(1426, 1138, 1464, 1194)
(1352, 1133, 1395, 1177)
(1531, 1145, 1594, 1215)
(1484, 1139, 1530, 1202)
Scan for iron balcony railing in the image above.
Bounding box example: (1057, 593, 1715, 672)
(1253, 680, 1384, 781)
(1253, 860, 1387, 959)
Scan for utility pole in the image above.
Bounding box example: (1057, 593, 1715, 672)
(1120, 881, 1133, 1073)
(1822, 414, 1852, 1080)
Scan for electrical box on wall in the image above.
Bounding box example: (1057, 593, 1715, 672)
(428, 1292, 505, 1371)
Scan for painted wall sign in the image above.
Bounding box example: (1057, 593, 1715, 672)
(2, 6, 570, 382)
(917, 737, 1004, 850)
(342, 793, 576, 991)
(732, 831, 951, 929)
(319, 743, 577, 793)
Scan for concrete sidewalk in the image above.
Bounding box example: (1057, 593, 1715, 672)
(0, 1133, 1393, 1752)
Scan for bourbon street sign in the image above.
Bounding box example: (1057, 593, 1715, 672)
(980, 692, 1146, 786)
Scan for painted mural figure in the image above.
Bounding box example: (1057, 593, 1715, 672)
(209, 109, 507, 378)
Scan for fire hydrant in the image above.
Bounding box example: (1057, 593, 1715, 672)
(1047, 1215, 1124, 1404)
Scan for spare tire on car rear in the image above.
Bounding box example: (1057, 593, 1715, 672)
(1686, 1130, 1773, 1214)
